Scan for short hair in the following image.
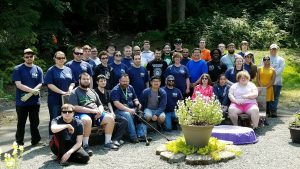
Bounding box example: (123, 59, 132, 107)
(98, 51, 108, 58)
(97, 74, 107, 81)
(150, 76, 161, 81)
(218, 43, 225, 47)
(61, 104, 74, 111)
(182, 48, 189, 51)
(210, 48, 221, 59)
(123, 45, 132, 51)
(172, 52, 183, 59)
(73, 46, 82, 52)
(54, 51, 65, 58)
(82, 45, 91, 50)
(234, 55, 244, 64)
(155, 48, 161, 52)
(119, 73, 129, 80)
(133, 54, 141, 59)
(199, 38, 206, 42)
(240, 41, 249, 50)
(217, 74, 226, 83)
(199, 73, 212, 85)
(143, 40, 150, 45)
(227, 43, 235, 48)
(192, 48, 201, 53)
(163, 43, 171, 48)
(236, 71, 250, 81)
(79, 72, 90, 79)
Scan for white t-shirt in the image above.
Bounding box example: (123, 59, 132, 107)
(229, 82, 258, 104)
(141, 50, 154, 67)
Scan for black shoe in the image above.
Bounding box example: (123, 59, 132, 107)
(104, 142, 119, 151)
(271, 115, 277, 118)
(60, 161, 70, 166)
(130, 138, 139, 144)
(31, 138, 41, 146)
(138, 136, 152, 142)
(83, 145, 93, 156)
(263, 120, 270, 126)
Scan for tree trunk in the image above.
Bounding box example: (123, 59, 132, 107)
(178, 0, 185, 22)
(166, 0, 172, 27)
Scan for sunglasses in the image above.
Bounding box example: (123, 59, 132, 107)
(55, 57, 66, 60)
(168, 80, 175, 82)
(101, 57, 108, 60)
(202, 78, 208, 80)
(115, 54, 122, 57)
(62, 110, 73, 114)
(24, 55, 34, 59)
(263, 58, 270, 61)
(74, 52, 83, 55)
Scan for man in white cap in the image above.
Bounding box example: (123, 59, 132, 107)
(260, 44, 285, 117)
(12, 48, 44, 146)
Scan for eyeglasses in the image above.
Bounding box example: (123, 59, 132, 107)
(202, 78, 208, 80)
(24, 55, 34, 59)
(101, 57, 108, 60)
(263, 58, 270, 61)
(62, 111, 73, 114)
(55, 57, 66, 60)
(115, 54, 122, 57)
(74, 52, 83, 55)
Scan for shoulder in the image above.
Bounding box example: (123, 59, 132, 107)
(159, 88, 167, 94)
(248, 82, 257, 88)
(13, 64, 24, 70)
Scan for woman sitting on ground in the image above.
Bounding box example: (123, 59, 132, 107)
(192, 74, 213, 102)
(213, 74, 230, 116)
(228, 71, 259, 130)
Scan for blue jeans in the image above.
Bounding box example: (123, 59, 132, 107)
(270, 85, 282, 112)
(164, 112, 177, 131)
(48, 104, 61, 137)
(115, 110, 137, 139)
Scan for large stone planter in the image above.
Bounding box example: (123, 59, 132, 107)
(289, 127, 300, 144)
(181, 125, 214, 147)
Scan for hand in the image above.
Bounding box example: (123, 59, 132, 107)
(67, 124, 74, 134)
(21, 93, 33, 102)
(137, 103, 142, 110)
(64, 91, 71, 96)
(32, 89, 40, 96)
(94, 111, 101, 119)
(235, 99, 244, 105)
(186, 88, 190, 94)
(61, 152, 71, 163)
(128, 108, 135, 115)
(241, 95, 249, 99)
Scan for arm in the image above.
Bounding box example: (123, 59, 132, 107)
(275, 58, 285, 76)
(266, 70, 276, 88)
(186, 78, 190, 94)
(113, 101, 134, 113)
(61, 135, 83, 163)
(242, 83, 258, 99)
(228, 85, 238, 103)
(256, 68, 262, 87)
(48, 84, 68, 95)
(15, 81, 42, 93)
(51, 123, 73, 133)
(68, 83, 75, 93)
(157, 90, 167, 113)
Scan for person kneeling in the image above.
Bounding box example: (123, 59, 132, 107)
(50, 104, 89, 166)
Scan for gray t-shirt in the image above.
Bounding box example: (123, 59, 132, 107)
(147, 90, 159, 109)
(69, 87, 102, 109)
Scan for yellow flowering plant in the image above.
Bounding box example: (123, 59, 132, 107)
(1, 142, 24, 169)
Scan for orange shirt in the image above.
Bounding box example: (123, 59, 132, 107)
(201, 49, 211, 61)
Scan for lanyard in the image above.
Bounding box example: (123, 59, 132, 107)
(121, 88, 128, 100)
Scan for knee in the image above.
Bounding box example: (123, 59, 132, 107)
(81, 117, 92, 126)
(152, 115, 158, 121)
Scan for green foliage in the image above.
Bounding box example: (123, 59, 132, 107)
(166, 137, 242, 161)
(289, 112, 300, 128)
(176, 96, 223, 126)
(134, 30, 166, 47)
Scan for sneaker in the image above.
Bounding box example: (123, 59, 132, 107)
(112, 140, 124, 147)
(60, 161, 70, 166)
(83, 145, 93, 156)
(104, 143, 119, 151)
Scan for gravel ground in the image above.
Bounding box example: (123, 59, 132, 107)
(16, 116, 300, 169)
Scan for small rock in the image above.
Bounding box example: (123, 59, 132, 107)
(186, 154, 214, 165)
(160, 151, 186, 164)
(219, 140, 233, 145)
(219, 151, 236, 162)
(156, 144, 167, 155)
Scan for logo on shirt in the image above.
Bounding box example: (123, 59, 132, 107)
(31, 73, 38, 78)
(105, 72, 110, 79)
(172, 93, 178, 98)
(180, 69, 185, 74)
(209, 65, 214, 71)
(128, 93, 133, 98)
(121, 69, 125, 74)
(140, 73, 145, 77)
(154, 68, 162, 76)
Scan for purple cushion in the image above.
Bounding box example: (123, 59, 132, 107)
(211, 125, 258, 145)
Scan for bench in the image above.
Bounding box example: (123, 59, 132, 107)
(238, 87, 267, 127)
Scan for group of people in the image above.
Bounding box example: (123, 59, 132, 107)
(12, 38, 284, 165)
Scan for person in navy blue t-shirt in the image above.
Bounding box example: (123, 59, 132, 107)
(164, 52, 190, 97)
(111, 74, 142, 143)
(162, 75, 183, 131)
(180, 48, 191, 66)
(12, 48, 44, 146)
(121, 45, 133, 68)
(82, 45, 97, 70)
(65, 46, 94, 88)
(127, 54, 149, 98)
(44, 51, 75, 138)
(110, 51, 128, 87)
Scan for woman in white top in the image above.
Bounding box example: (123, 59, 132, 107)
(228, 71, 259, 129)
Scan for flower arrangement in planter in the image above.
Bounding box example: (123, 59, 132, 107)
(289, 112, 300, 143)
(175, 95, 223, 147)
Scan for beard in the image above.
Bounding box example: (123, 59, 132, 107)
(80, 82, 90, 89)
(228, 50, 235, 54)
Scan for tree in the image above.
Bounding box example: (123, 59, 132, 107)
(166, 0, 172, 27)
(178, 0, 185, 22)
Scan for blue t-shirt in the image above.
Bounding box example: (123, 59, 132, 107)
(121, 57, 133, 68)
(225, 68, 244, 83)
(12, 64, 44, 106)
(110, 62, 128, 86)
(180, 58, 191, 66)
(65, 60, 94, 86)
(164, 64, 189, 95)
(186, 60, 208, 83)
(108, 56, 114, 65)
(85, 59, 97, 70)
(127, 66, 149, 98)
(162, 87, 183, 112)
(110, 84, 137, 109)
(44, 65, 75, 106)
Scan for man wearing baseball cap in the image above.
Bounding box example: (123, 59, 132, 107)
(12, 48, 44, 146)
(173, 38, 183, 53)
(260, 43, 285, 117)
